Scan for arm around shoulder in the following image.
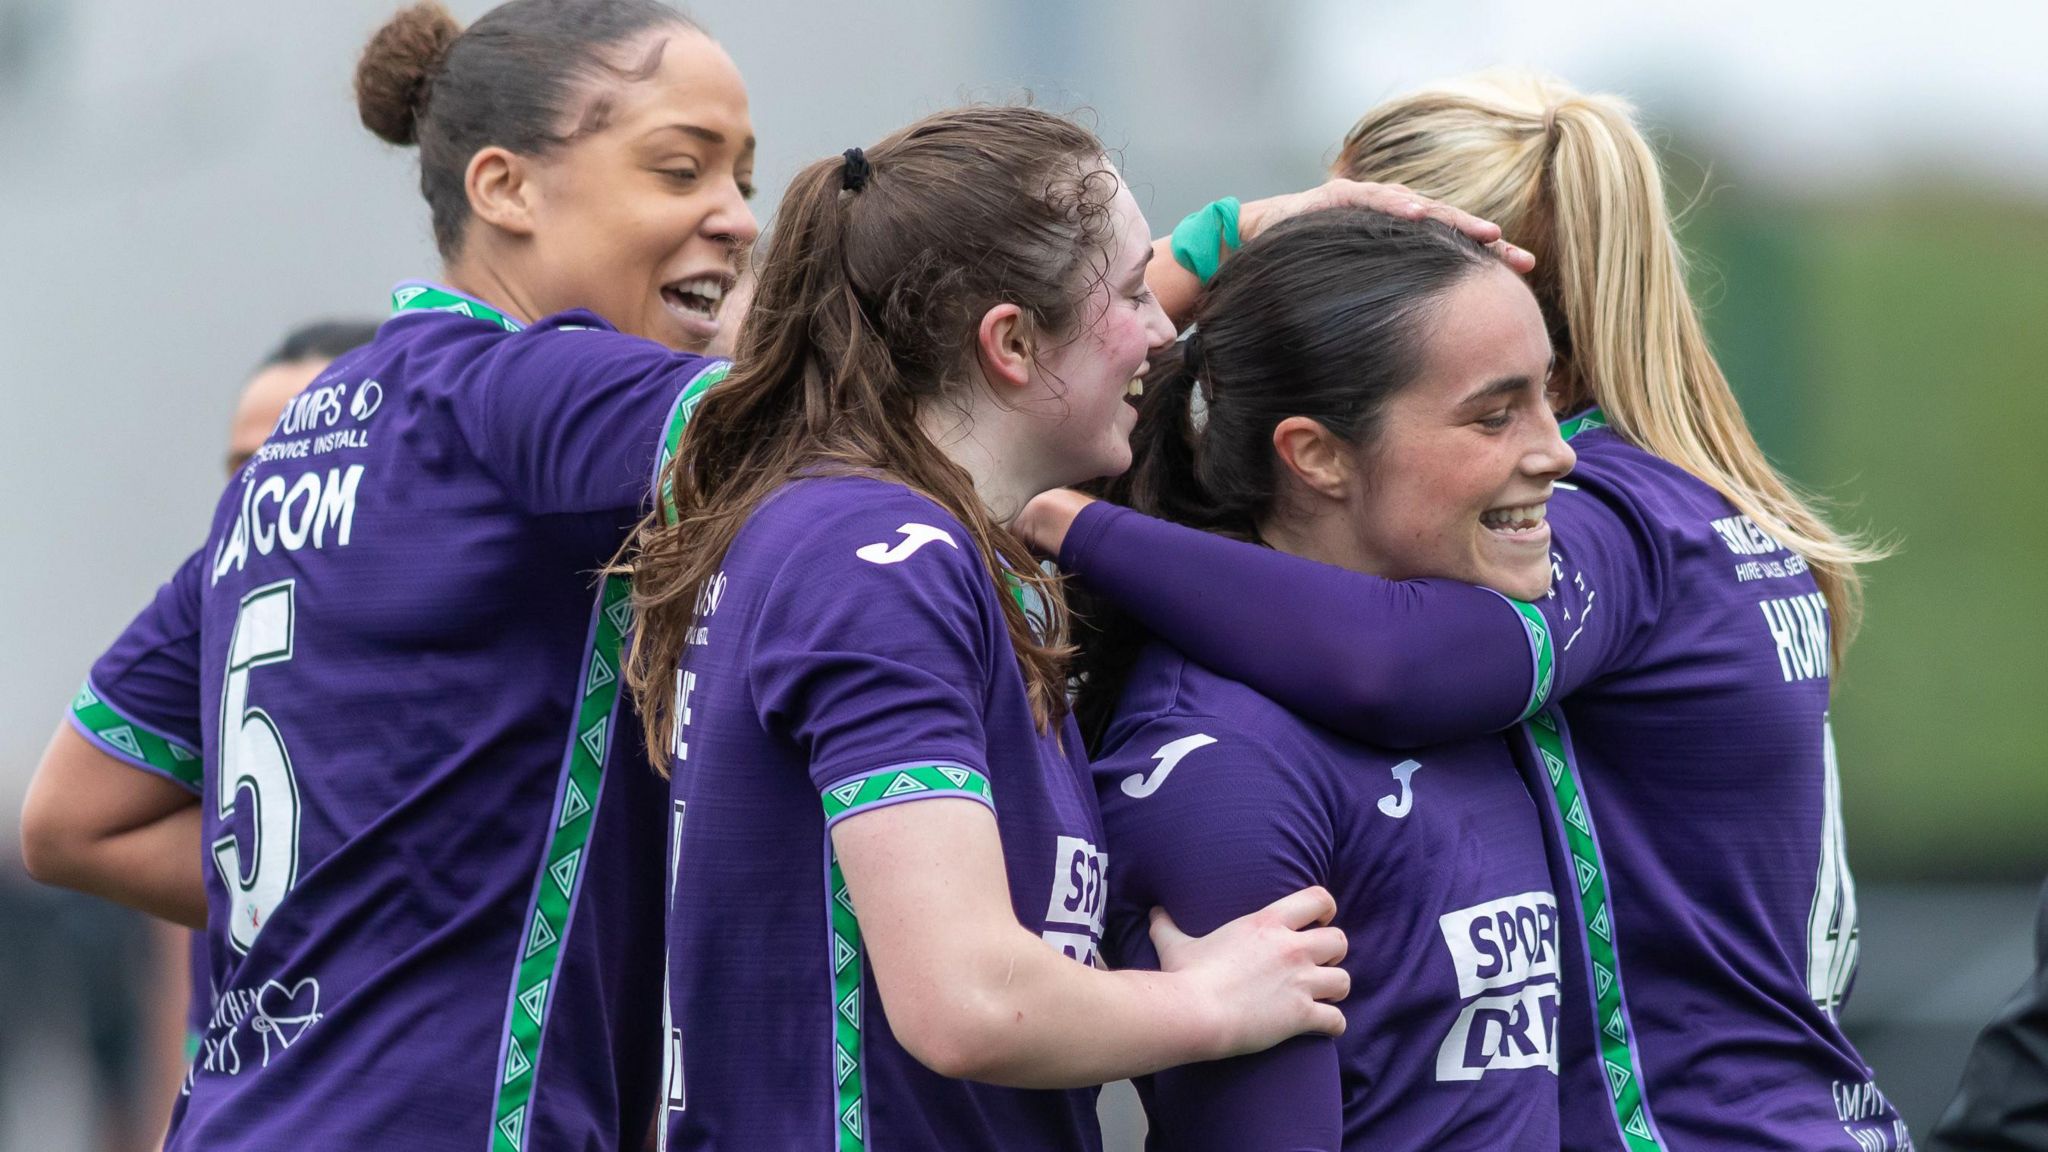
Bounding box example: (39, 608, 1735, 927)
(1056, 501, 1540, 745)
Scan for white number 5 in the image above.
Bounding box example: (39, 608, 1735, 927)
(212, 580, 303, 954)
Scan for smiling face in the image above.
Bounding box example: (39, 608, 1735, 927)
(1025, 178, 1178, 488)
(1330, 264, 1571, 600)
(522, 29, 758, 351)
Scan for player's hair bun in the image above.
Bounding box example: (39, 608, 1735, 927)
(355, 1, 463, 147)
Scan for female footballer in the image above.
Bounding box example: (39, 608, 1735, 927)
(1088, 208, 1571, 1150)
(1029, 73, 1899, 1151)
(625, 108, 1366, 1151)
(25, 3, 753, 1147)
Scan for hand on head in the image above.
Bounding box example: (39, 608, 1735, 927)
(1240, 179, 1535, 274)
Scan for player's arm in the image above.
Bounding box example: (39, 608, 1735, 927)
(833, 801, 1345, 1089)
(1146, 181, 1531, 329)
(752, 493, 1345, 1090)
(1096, 720, 1343, 1149)
(1018, 488, 1651, 747)
(457, 320, 726, 516)
(1024, 492, 1544, 745)
(25, 550, 210, 927)
(21, 722, 205, 928)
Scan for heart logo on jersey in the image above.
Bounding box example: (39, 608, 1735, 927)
(253, 977, 324, 1065)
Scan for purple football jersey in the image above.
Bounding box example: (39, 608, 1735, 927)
(661, 475, 1105, 1152)
(69, 283, 726, 1152)
(1055, 410, 1903, 1151)
(1093, 641, 1561, 1151)
(189, 930, 213, 1045)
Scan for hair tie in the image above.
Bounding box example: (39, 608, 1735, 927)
(840, 148, 871, 193)
(1180, 331, 1212, 433)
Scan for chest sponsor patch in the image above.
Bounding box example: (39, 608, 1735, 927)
(1434, 890, 1563, 1082)
(1041, 835, 1107, 966)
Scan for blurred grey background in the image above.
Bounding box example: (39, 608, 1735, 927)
(3, 0, 2044, 1147)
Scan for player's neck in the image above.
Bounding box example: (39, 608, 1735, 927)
(1260, 509, 1387, 578)
(439, 253, 542, 330)
(915, 400, 1041, 526)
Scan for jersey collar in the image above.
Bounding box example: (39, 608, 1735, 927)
(389, 281, 524, 333)
(1559, 406, 1608, 441)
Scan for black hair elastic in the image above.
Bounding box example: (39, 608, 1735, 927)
(840, 148, 871, 192)
(1181, 329, 1203, 373)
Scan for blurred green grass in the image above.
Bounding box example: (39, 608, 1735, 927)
(1687, 197, 2048, 880)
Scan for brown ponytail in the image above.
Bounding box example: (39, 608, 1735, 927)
(626, 107, 1123, 764)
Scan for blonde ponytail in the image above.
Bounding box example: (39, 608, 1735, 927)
(1336, 73, 1887, 667)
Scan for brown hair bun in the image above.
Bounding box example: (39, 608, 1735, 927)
(355, 1, 462, 147)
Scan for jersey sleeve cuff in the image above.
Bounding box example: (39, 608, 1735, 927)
(819, 760, 994, 829)
(654, 359, 731, 525)
(1485, 592, 1557, 723)
(66, 679, 203, 794)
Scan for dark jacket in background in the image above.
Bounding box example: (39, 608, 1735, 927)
(1931, 877, 2048, 1151)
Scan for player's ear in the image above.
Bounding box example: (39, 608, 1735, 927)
(466, 146, 539, 238)
(973, 303, 1035, 395)
(1272, 416, 1353, 500)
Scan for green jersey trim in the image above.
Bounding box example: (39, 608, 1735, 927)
(490, 576, 632, 1152)
(390, 282, 524, 332)
(655, 361, 731, 526)
(1522, 707, 1667, 1151)
(819, 763, 993, 1151)
(68, 679, 202, 792)
(1508, 600, 1558, 723)
(1559, 406, 1609, 441)
(827, 851, 866, 1151)
(821, 762, 994, 826)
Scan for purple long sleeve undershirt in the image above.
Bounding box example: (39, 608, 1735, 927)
(1059, 501, 1539, 748)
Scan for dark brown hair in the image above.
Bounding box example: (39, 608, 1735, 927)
(354, 0, 699, 257)
(626, 106, 1121, 765)
(1074, 209, 1500, 743)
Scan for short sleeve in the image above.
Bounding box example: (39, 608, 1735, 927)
(746, 488, 999, 821)
(454, 313, 727, 517)
(1095, 716, 1341, 1148)
(70, 549, 207, 793)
